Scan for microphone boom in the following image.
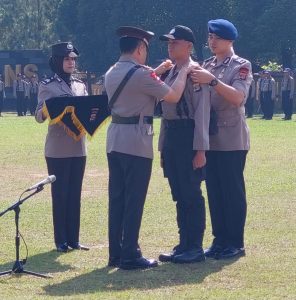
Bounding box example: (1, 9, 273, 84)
(26, 175, 56, 192)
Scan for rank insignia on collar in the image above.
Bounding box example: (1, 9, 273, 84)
(223, 57, 231, 65)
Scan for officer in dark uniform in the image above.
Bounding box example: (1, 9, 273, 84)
(35, 42, 89, 252)
(191, 19, 252, 259)
(29, 74, 39, 115)
(0, 74, 5, 117)
(258, 70, 276, 120)
(281, 68, 294, 120)
(245, 78, 255, 118)
(13, 73, 26, 116)
(157, 25, 210, 264)
(105, 26, 190, 270)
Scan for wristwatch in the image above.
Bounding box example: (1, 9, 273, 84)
(209, 78, 218, 87)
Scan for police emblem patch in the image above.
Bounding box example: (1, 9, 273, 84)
(239, 67, 249, 80)
(150, 71, 160, 81)
(67, 43, 73, 50)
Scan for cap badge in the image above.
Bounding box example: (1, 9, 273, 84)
(67, 43, 73, 50)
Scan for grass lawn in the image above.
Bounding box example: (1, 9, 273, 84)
(0, 113, 295, 300)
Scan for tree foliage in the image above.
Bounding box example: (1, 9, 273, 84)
(2, 0, 296, 72)
(0, 0, 61, 50)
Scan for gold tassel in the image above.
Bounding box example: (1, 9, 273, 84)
(43, 103, 108, 141)
(86, 116, 111, 140)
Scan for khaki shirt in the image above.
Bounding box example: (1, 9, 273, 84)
(158, 61, 210, 152)
(281, 75, 294, 98)
(104, 57, 170, 159)
(203, 53, 252, 151)
(13, 79, 26, 97)
(24, 81, 30, 97)
(30, 81, 39, 94)
(35, 74, 88, 158)
(258, 77, 276, 99)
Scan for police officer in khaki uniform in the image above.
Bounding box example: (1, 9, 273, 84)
(0, 74, 5, 117)
(13, 73, 26, 116)
(245, 78, 255, 118)
(29, 74, 39, 115)
(105, 26, 191, 270)
(157, 25, 210, 264)
(191, 19, 252, 259)
(281, 68, 294, 120)
(23, 75, 30, 116)
(35, 42, 89, 253)
(258, 70, 276, 120)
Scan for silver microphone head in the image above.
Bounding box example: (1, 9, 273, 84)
(48, 175, 56, 183)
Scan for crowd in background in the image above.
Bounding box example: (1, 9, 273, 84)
(246, 68, 294, 120)
(0, 68, 295, 120)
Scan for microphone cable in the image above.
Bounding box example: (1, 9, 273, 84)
(17, 191, 29, 266)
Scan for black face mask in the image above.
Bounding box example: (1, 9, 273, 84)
(49, 56, 71, 86)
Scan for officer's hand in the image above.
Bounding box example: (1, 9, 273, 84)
(180, 61, 198, 75)
(190, 68, 215, 84)
(193, 151, 206, 169)
(154, 59, 173, 76)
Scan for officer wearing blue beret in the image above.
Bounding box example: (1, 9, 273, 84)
(191, 19, 253, 259)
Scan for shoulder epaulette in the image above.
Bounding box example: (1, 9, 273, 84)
(203, 56, 216, 67)
(41, 77, 55, 85)
(233, 57, 247, 64)
(138, 64, 150, 71)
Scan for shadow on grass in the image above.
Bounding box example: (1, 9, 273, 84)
(43, 257, 240, 296)
(0, 250, 73, 276)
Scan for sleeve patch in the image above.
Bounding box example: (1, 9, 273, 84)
(239, 67, 249, 80)
(150, 71, 161, 82)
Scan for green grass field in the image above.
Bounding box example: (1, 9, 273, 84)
(0, 113, 295, 300)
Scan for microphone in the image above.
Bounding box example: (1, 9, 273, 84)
(26, 175, 56, 192)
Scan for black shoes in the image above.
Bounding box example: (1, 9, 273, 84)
(56, 243, 68, 253)
(205, 244, 245, 260)
(120, 256, 158, 270)
(108, 257, 121, 268)
(172, 248, 205, 264)
(218, 247, 245, 259)
(204, 244, 224, 259)
(159, 249, 181, 262)
(68, 243, 90, 251)
(56, 242, 89, 252)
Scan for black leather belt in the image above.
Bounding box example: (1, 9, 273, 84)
(163, 118, 194, 129)
(111, 114, 153, 124)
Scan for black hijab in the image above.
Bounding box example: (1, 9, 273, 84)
(49, 56, 72, 86)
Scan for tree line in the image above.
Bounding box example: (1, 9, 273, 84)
(1, 0, 296, 73)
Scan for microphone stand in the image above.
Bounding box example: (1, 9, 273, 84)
(0, 186, 52, 278)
